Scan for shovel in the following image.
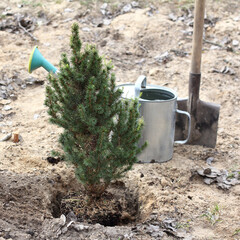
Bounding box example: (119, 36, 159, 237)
(175, 0, 220, 148)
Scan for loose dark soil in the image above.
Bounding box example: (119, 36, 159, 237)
(60, 181, 139, 226)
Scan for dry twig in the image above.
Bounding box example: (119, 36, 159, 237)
(17, 17, 38, 41)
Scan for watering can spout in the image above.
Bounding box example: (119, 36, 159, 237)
(28, 46, 58, 74)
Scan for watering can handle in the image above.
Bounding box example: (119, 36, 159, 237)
(135, 75, 147, 97)
(175, 109, 191, 144)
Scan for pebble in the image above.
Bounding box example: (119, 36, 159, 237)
(72, 223, 89, 232)
(26, 230, 34, 236)
(206, 157, 214, 165)
(59, 214, 66, 226)
(64, 8, 74, 13)
(53, 23, 58, 28)
(122, 4, 132, 13)
(82, 27, 91, 32)
(210, 45, 220, 50)
(0, 133, 12, 142)
(160, 177, 169, 187)
(154, 51, 172, 63)
(232, 40, 239, 46)
(131, 1, 139, 8)
(101, 3, 108, 10)
(33, 114, 40, 120)
(2, 11, 13, 16)
(103, 19, 111, 26)
(100, 3, 108, 15)
(233, 16, 239, 21)
(100, 40, 107, 47)
(3, 105, 12, 111)
(169, 13, 178, 22)
(0, 99, 11, 105)
(149, 68, 160, 76)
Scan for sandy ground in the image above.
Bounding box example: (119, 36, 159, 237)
(0, 0, 239, 239)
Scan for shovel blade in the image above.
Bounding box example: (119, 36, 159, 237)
(175, 99, 220, 148)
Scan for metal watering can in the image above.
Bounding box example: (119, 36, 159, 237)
(117, 76, 191, 163)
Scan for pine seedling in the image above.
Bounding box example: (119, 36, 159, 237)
(45, 23, 146, 198)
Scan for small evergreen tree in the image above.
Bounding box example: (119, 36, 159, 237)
(45, 23, 146, 197)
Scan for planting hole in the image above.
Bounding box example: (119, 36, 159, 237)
(52, 182, 139, 226)
(51, 192, 63, 218)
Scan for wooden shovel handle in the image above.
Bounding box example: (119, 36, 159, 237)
(191, 0, 206, 74)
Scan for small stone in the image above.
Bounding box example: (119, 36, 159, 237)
(59, 214, 66, 226)
(233, 16, 239, 21)
(148, 224, 160, 232)
(10, 94, 17, 100)
(82, 27, 91, 32)
(154, 51, 172, 64)
(0, 99, 11, 105)
(64, 8, 74, 13)
(26, 230, 34, 236)
(168, 13, 178, 22)
(43, 43, 51, 47)
(2, 11, 13, 16)
(0, 80, 6, 86)
(34, 114, 40, 120)
(221, 36, 231, 45)
(210, 45, 220, 50)
(53, 23, 58, 28)
(100, 3, 108, 15)
(100, 40, 107, 47)
(122, 4, 132, 13)
(101, 3, 108, 10)
(3, 105, 12, 111)
(103, 19, 111, 26)
(206, 157, 214, 165)
(0, 133, 12, 142)
(161, 177, 169, 187)
(125, 51, 132, 55)
(72, 223, 89, 232)
(149, 68, 160, 76)
(66, 211, 77, 222)
(25, 77, 44, 85)
(204, 177, 216, 185)
(131, 1, 139, 8)
(1, 91, 7, 99)
(140, 173, 144, 178)
(61, 226, 68, 234)
(135, 58, 145, 64)
(232, 40, 239, 46)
